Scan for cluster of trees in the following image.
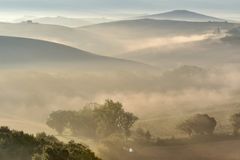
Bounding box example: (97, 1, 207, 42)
(47, 100, 138, 139)
(178, 113, 240, 137)
(0, 127, 100, 160)
(178, 114, 217, 136)
(45, 99, 240, 152)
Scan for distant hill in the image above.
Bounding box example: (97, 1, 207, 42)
(81, 19, 237, 55)
(31, 16, 112, 27)
(0, 22, 128, 56)
(0, 20, 238, 57)
(121, 36, 240, 68)
(83, 19, 235, 37)
(0, 36, 151, 70)
(142, 10, 225, 22)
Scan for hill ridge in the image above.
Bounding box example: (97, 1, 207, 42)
(142, 10, 225, 22)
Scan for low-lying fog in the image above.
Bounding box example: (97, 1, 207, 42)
(1, 64, 240, 136)
(0, 17, 240, 139)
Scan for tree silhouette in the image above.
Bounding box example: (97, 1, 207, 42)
(94, 99, 138, 138)
(178, 114, 217, 136)
(46, 100, 138, 139)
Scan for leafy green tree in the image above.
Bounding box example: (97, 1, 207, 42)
(43, 144, 69, 160)
(0, 126, 101, 160)
(67, 140, 100, 160)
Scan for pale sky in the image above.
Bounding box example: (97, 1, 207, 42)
(0, 0, 239, 21)
(0, 0, 239, 11)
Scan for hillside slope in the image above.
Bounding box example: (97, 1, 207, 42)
(142, 10, 225, 22)
(0, 20, 238, 56)
(0, 36, 151, 70)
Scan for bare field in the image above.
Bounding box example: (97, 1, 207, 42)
(121, 140, 240, 160)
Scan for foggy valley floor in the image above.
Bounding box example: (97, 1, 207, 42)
(123, 140, 240, 160)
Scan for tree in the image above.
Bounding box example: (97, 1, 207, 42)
(68, 107, 97, 138)
(94, 100, 138, 138)
(0, 126, 101, 160)
(67, 140, 100, 160)
(177, 119, 193, 136)
(178, 114, 217, 136)
(47, 108, 98, 138)
(46, 111, 75, 134)
(32, 154, 43, 160)
(46, 100, 138, 139)
(230, 113, 240, 135)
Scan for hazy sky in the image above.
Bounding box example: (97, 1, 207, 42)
(0, 0, 240, 20)
(0, 0, 239, 11)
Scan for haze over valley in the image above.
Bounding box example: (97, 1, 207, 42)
(1, 2, 240, 159)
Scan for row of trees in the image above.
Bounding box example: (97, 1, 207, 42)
(178, 113, 240, 136)
(46, 99, 240, 147)
(47, 100, 138, 139)
(0, 127, 100, 160)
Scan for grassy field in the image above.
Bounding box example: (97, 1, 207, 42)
(114, 139, 240, 160)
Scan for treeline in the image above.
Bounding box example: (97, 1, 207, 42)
(47, 100, 138, 139)
(178, 113, 240, 136)
(47, 99, 240, 147)
(0, 127, 100, 160)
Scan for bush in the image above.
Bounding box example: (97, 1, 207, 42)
(0, 126, 100, 160)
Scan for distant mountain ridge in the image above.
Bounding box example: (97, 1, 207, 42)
(142, 10, 226, 22)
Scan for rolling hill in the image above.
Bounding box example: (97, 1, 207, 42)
(0, 21, 126, 56)
(83, 19, 236, 37)
(80, 19, 238, 55)
(0, 17, 238, 57)
(120, 35, 240, 68)
(142, 10, 225, 22)
(0, 20, 238, 57)
(0, 36, 151, 70)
